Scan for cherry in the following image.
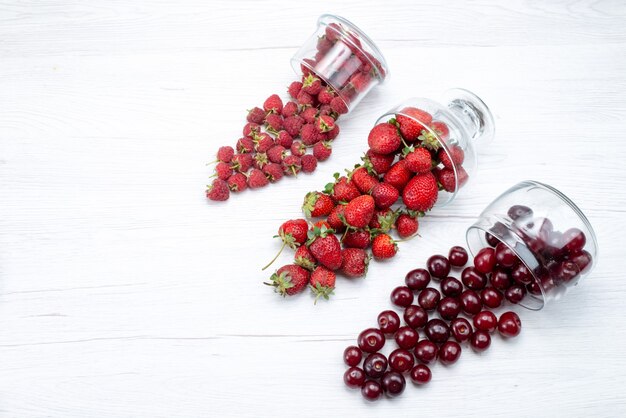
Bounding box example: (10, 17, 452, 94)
(531, 217, 553, 242)
(389, 348, 415, 373)
(473, 311, 497, 333)
(437, 297, 461, 320)
(361, 380, 383, 401)
(405, 268, 431, 291)
(473, 247, 496, 274)
(495, 242, 517, 267)
(480, 287, 503, 309)
(425, 319, 450, 344)
(569, 250, 592, 274)
(555, 260, 580, 283)
(404, 305, 428, 329)
(343, 345, 362, 367)
(526, 280, 543, 296)
(390, 286, 414, 308)
(486, 222, 509, 247)
(459, 289, 482, 315)
(344, 366, 366, 388)
(470, 330, 491, 352)
(363, 352, 388, 378)
(508, 205, 533, 220)
(381, 371, 405, 397)
(395, 326, 419, 349)
(418, 287, 441, 311)
(441, 276, 463, 297)
(410, 364, 432, 385)
(427, 255, 451, 279)
(461, 266, 488, 290)
(448, 246, 469, 267)
(498, 311, 522, 338)
(485, 232, 500, 247)
(511, 262, 533, 285)
(450, 317, 473, 343)
(439, 341, 462, 365)
(414, 339, 438, 364)
(378, 310, 401, 334)
(505, 284, 526, 304)
(562, 228, 586, 254)
(358, 328, 385, 353)
(490, 267, 513, 291)
(543, 231, 566, 260)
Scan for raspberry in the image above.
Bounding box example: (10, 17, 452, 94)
(316, 115, 335, 133)
(253, 152, 269, 170)
(254, 133, 274, 153)
(263, 163, 284, 183)
(318, 88, 335, 105)
(275, 130, 293, 148)
(263, 94, 283, 114)
(313, 141, 332, 161)
(231, 153, 253, 173)
(288, 81, 303, 99)
(227, 172, 247, 192)
(301, 107, 318, 124)
(216, 146, 234, 163)
(243, 122, 260, 138)
(265, 113, 283, 131)
(236, 137, 255, 154)
(297, 90, 314, 106)
(330, 96, 348, 114)
(283, 115, 304, 137)
(301, 154, 318, 173)
(247, 107, 265, 124)
(290, 140, 306, 157)
(302, 74, 323, 95)
(267, 145, 287, 163)
(247, 168, 269, 189)
(301, 123, 320, 146)
(214, 161, 233, 180)
(282, 155, 302, 176)
(206, 178, 229, 201)
(282, 101, 299, 118)
(327, 124, 340, 140)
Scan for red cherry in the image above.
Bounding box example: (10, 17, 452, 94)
(498, 311, 522, 337)
(473, 311, 497, 333)
(410, 364, 432, 385)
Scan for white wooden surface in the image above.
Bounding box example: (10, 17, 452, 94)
(2, 1, 626, 416)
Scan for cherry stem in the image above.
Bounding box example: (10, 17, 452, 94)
(261, 240, 287, 271)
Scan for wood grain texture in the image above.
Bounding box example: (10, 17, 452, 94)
(1, 1, 626, 417)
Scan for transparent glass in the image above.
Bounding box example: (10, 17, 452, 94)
(466, 181, 598, 310)
(375, 88, 495, 205)
(291, 14, 389, 113)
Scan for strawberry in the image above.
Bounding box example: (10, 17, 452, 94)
(343, 229, 371, 249)
(327, 204, 347, 233)
(313, 141, 332, 161)
(309, 266, 336, 303)
(396, 212, 419, 238)
(402, 172, 439, 212)
(247, 168, 269, 189)
(237, 137, 255, 154)
(231, 153, 253, 173)
(265, 113, 283, 131)
(253, 153, 269, 170)
(243, 122, 261, 138)
(435, 166, 468, 192)
(318, 88, 335, 105)
(418, 130, 441, 151)
(404, 147, 432, 174)
(283, 115, 304, 137)
(262, 219, 309, 271)
(438, 145, 465, 169)
(312, 220, 331, 230)
(330, 96, 348, 114)
(324, 174, 361, 203)
(350, 166, 379, 194)
(227, 172, 247, 192)
(369, 209, 398, 233)
(290, 140, 306, 157)
(316, 115, 335, 133)
(363, 150, 395, 175)
(301, 107, 318, 124)
(350, 72, 371, 92)
(294, 245, 317, 271)
(216, 146, 234, 163)
(306, 225, 342, 270)
(206, 178, 230, 201)
(372, 233, 398, 259)
(302, 192, 335, 218)
(396, 108, 432, 141)
(302, 74, 323, 95)
(267, 145, 287, 163)
(288, 81, 303, 99)
(282, 101, 299, 118)
(282, 155, 302, 176)
(344, 195, 375, 229)
(301, 155, 318, 173)
(263, 163, 284, 183)
(383, 159, 413, 192)
(430, 120, 450, 140)
(247, 107, 265, 124)
(371, 182, 399, 210)
(254, 133, 274, 153)
(301, 123, 320, 146)
(275, 130, 293, 148)
(214, 162, 232, 181)
(263, 94, 283, 114)
(265, 264, 309, 296)
(368, 122, 402, 155)
(340, 248, 370, 278)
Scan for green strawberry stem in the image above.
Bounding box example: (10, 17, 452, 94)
(261, 240, 287, 271)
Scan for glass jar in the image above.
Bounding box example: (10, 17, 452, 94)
(466, 180, 598, 310)
(375, 89, 495, 206)
(291, 14, 389, 113)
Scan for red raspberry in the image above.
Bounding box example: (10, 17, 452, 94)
(313, 141, 332, 161)
(301, 107, 318, 124)
(227, 172, 247, 192)
(302, 74, 323, 95)
(330, 96, 348, 114)
(247, 168, 269, 189)
(206, 178, 230, 201)
(254, 133, 274, 153)
(214, 161, 233, 180)
(231, 153, 253, 173)
(265, 113, 283, 131)
(216, 146, 234, 163)
(317, 36, 333, 55)
(247, 107, 265, 124)
(282, 101, 299, 118)
(301, 123, 320, 146)
(253, 152, 269, 170)
(290, 140, 306, 157)
(236, 137, 255, 154)
(297, 90, 314, 106)
(263, 94, 283, 114)
(288, 81, 303, 99)
(282, 155, 302, 176)
(318, 88, 335, 105)
(283, 115, 304, 137)
(316, 115, 335, 133)
(267, 145, 287, 163)
(275, 130, 293, 148)
(263, 163, 284, 183)
(327, 124, 340, 140)
(243, 122, 260, 138)
(301, 154, 318, 173)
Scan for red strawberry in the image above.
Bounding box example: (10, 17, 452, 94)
(340, 248, 370, 278)
(435, 166, 469, 192)
(396, 107, 432, 141)
(267, 145, 287, 163)
(243, 122, 261, 138)
(301, 107, 318, 124)
(290, 140, 306, 157)
(418, 130, 442, 151)
(351, 166, 379, 194)
(330, 96, 348, 114)
(247, 107, 265, 124)
(325, 174, 361, 203)
(263, 163, 284, 183)
(371, 182, 399, 210)
(237, 137, 255, 154)
(402, 172, 439, 212)
(265, 113, 283, 131)
(318, 88, 335, 105)
(282, 101, 299, 118)
(316, 115, 336, 133)
(263, 94, 283, 114)
(282, 155, 302, 176)
(383, 159, 413, 192)
(396, 212, 419, 238)
(430, 120, 450, 140)
(275, 130, 293, 148)
(302, 192, 335, 218)
(216, 146, 234, 163)
(301, 154, 318, 173)
(363, 150, 395, 175)
(227, 172, 247, 192)
(283, 115, 304, 137)
(344, 195, 375, 229)
(309, 266, 336, 303)
(231, 153, 253, 173)
(206, 178, 230, 201)
(372, 233, 398, 259)
(265, 264, 309, 296)
(294, 245, 317, 271)
(288, 81, 303, 99)
(438, 145, 465, 169)
(404, 147, 432, 174)
(327, 204, 347, 233)
(301, 123, 320, 146)
(369, 209, 398, 233)
(262, 219, 309, 271)
(252, 152, 269, 170)
(368, 122, 402, 155)
(343, 229, 371, 249)
(214, 162, 232, 180)
(312, 220, 331, 230)
(306, 225, 342, 270)
(313, 141, 332, 161)
(247, 168, 269, 189)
